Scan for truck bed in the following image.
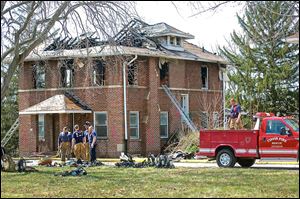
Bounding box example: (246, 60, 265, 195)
(198, 130, 259, 158)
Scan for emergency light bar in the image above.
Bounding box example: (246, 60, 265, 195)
(255, 112, 275, 117)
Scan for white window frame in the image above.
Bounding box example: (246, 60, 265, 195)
(160, 112, 169, 138)
(93, 60, 105, 86)
(94, 111, 108, 139)
(181, 94, 189, 115)
(38, 114, 45, 141)
(34, 62, 46, 89)
(93, 70, 97, 85)
(65, 68, 73, 88)
(201, 66, 208, 89)
(213, 112, 219, 129)
(129, 111, 139, 139)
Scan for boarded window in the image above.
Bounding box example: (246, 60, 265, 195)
(213, 112, 219, 129)
(130, 112, 139, 139)
(160, 112, 168, 138)
(160, 62, 169, 86)
(201, 66, 208, 89)
(33, 61, 45, 89)
(95, 112, 108, 138)
(93, 60, 106, 86)
(201, 112, 209, 129)
(128, 63, 138, 85)
(60, 59, 74, 88)
(38, 114, 45, 141)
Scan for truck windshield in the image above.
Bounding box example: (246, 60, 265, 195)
(284, 119, 299, 132)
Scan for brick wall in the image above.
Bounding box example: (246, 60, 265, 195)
(19, 115, 37, 156)
(19, 56, 223, 157)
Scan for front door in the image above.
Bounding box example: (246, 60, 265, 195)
(260, 119, 298, 158)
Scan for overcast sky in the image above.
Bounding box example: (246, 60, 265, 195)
(136, 1, 244, 52)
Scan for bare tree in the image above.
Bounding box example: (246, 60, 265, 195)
(183, 1, 299, 18)
(194, 91, 224, 129)
(1, 1, 137, 102)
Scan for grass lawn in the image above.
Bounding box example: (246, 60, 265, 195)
(1, 166, 299, 198)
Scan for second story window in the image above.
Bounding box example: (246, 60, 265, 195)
(60, 59, 74, 88)
(201, 66, 208, 89)
(128, 63, 138, 86)
(93, 60, 106, 86)
(160, 62, 169, 86)
(33, 61, 45, 89)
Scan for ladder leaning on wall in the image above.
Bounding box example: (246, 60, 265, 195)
(161, 85, 198, 132)
(1, 118, 19, 147)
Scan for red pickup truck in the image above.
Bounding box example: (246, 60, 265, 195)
(196, 112, 299, 168)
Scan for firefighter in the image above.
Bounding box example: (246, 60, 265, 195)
(72, 124, 85, 164)
(87, 125, 97, 163)
(58, 127, 72, 163)
(228, 98, 243, 130)
(83, 121, 90, 162)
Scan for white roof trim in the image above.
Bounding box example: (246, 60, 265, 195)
(19, 94, 92, 115)
(19, 110, 92, 115)
(15, 45, 227, 64)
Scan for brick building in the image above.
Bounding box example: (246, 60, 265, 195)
(18, 19, 227, 157)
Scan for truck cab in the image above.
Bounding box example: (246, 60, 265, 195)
(258, 115, 299, 159)
(197, 112, 299, 168)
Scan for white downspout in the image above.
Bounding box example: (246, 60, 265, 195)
(223, 74, 226, 129)
(123, 55, 138, 153)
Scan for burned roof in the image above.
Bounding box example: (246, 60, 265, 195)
(25, 19, 227, 64)
(140, 22, 194, 39)
(44, 32, 107, 51)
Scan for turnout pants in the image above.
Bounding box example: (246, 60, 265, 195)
(74, 143, 85, 161)
(60, 142, 71, 162)
(228, 118, 243, 130)
(84, 143, 90, 162)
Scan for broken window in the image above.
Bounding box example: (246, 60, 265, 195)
(128, 63, 138, 86)
(170, 36, 175, 45)
(175, 37, 181, 46)
(201, 111, 209, 129)
(93, 60, 106, 86)
(60, 59, 74, 88)
(201, 66, 208, 89)
(33, 61, 46, 89)
(160, 62, 169, 86)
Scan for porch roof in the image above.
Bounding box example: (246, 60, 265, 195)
(19, 94, 92, 115)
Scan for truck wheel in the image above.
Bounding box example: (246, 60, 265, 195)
(216, 149, 236, 168)
(237, 159, 256, 168)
